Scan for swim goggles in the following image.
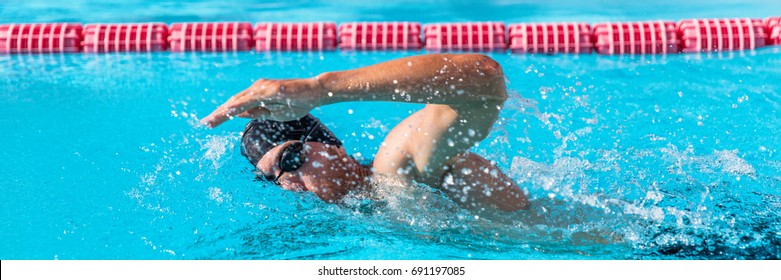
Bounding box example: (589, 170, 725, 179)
(264, 122, 320, 184)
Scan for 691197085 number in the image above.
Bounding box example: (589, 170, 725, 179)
(410, 266, 465, 276)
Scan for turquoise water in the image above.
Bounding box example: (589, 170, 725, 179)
(1, 1, 781, 260)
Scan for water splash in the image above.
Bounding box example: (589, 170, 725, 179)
(197, 135, 237, 171)
(342, 174, 467, 232)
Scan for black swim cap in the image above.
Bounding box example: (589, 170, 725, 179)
(240, 114, 342, 166)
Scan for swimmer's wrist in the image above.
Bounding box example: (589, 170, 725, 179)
(308, 76, 327, 108)
(314, 71, 345, 105)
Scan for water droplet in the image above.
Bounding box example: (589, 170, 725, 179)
(347, 109, 353, 114)
(444, 173, 455, 185)
(468, 129, 475, 137)
(447, 139, 455, 147)
(461, 168, 472, 175)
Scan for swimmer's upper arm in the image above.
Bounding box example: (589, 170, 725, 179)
(375, 101, 503, 184)
(365, 54, 508, 183)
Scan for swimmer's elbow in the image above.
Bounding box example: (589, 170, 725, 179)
(458, 54, 507, 103)
(475, 54, 504, 77)
(454, 54, 503, 77)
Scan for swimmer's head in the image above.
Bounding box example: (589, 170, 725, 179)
(240, 114, 342, 167)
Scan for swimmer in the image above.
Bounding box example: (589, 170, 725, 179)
(201, 54, 530, 213)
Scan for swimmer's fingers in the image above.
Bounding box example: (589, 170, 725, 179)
(200, 90, 262, 127)
(236, 107, 271, 119)
(200, 106, 235, 128)
(200, 78, 306, 127)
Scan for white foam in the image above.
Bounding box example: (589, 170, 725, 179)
(199, 135, 236, 170)
(713, 150, 756, 176)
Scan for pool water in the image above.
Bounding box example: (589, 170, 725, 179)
(1, 1, 781, 260)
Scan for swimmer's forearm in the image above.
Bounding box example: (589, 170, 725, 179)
(314, 54, 507, 107)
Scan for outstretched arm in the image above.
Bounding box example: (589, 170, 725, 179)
(200, 54, 528, 211)
(200, 53, 506, 127)
(315, 53, 506, 108)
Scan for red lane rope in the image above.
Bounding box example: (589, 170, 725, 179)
(1, 17, 779, 54)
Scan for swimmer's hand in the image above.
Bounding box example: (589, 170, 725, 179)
(200, 78, 323, 128)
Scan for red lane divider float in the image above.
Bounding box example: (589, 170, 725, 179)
(83, 23, 168, 53)
(679, 18, 767, 52)
(254, 22, 337, 51)
(424, 22, 506, 52)
(169, 22, 253, 52)
(2, 17, 781, 55)
(763, 17, 780, 45)
(0, 23, 82, 53)
(508, 22, 592, 54)
(593, 21, 680, 54)
(339, 22, 422, 50)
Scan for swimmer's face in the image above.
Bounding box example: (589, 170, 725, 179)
(255, 141, 363, 200)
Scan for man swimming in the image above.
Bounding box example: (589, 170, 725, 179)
(200, 53, 530, 213)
